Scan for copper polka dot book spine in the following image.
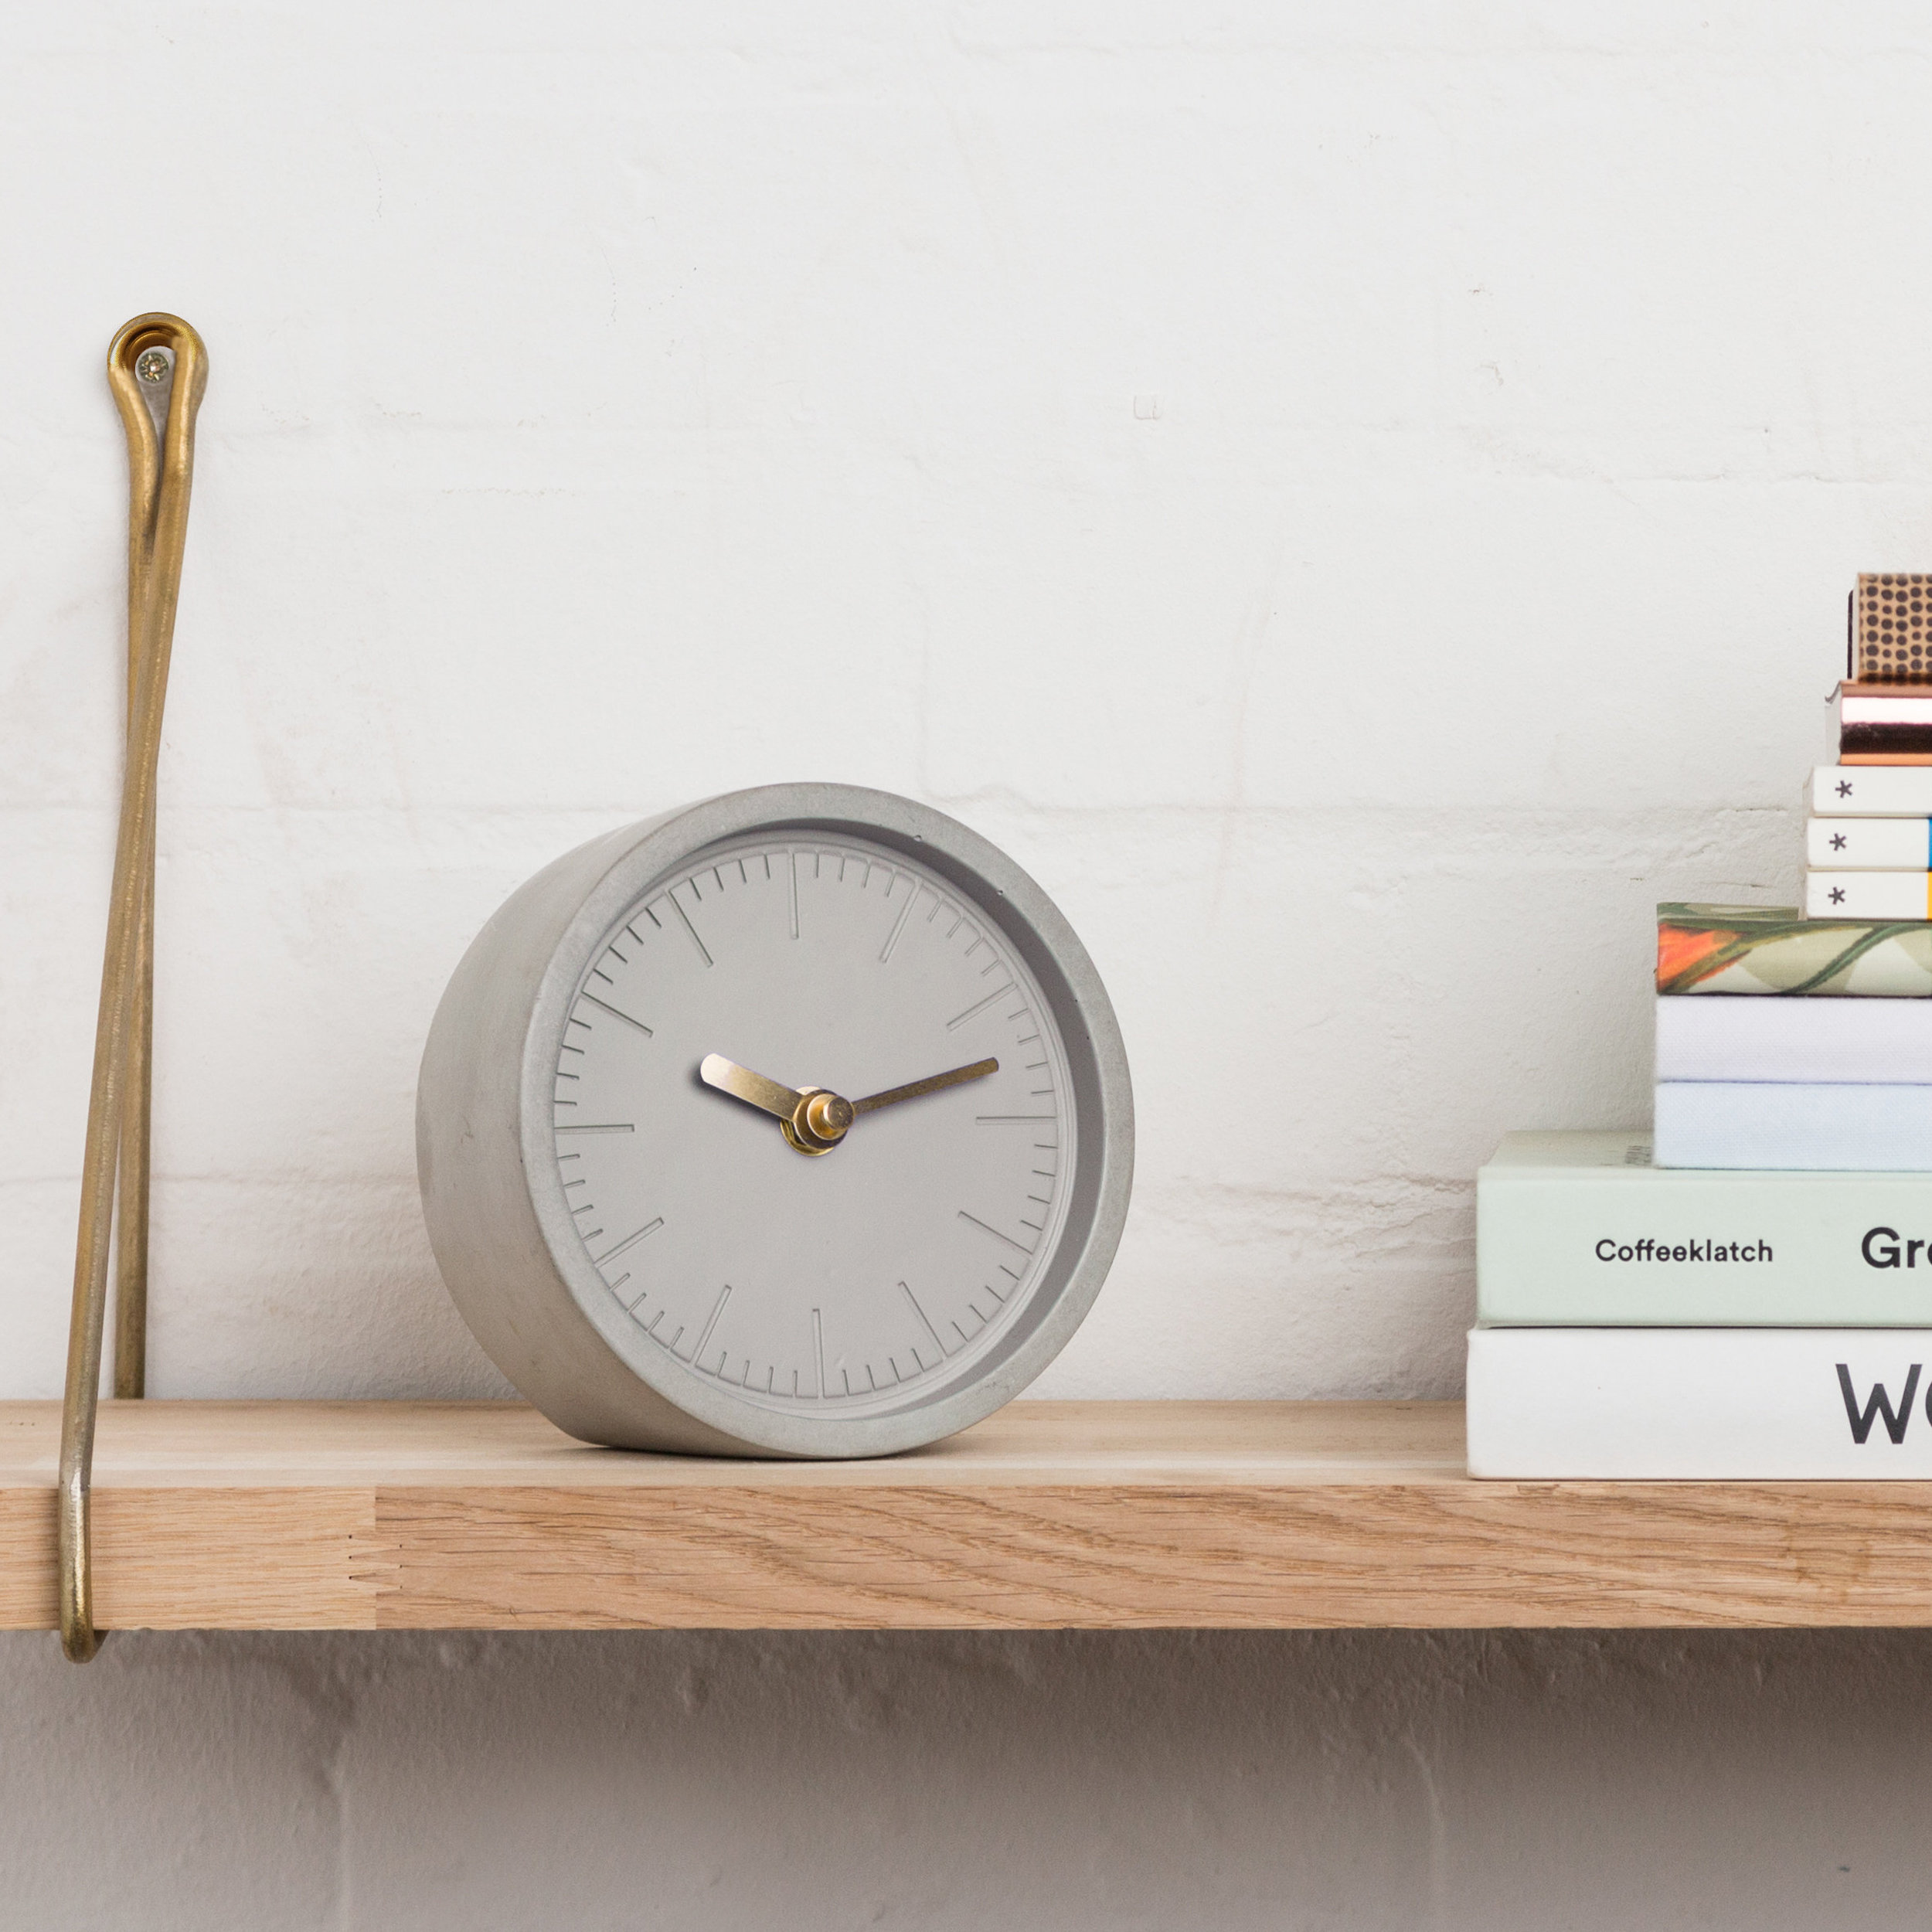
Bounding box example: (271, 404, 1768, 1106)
(1470, 575, 1932, 1476)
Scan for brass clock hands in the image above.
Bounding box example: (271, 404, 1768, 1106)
(698, 1055, 803, 1121)
(851, 1059, 999, 1115)
(698, 1053, 998, 1156)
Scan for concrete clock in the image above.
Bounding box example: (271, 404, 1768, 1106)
(417, 784, 1134, 1456)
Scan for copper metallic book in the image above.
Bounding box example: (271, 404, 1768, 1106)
(1838, 683, 1932, 763)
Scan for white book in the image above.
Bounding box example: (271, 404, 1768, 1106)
(1804, 870, 1932, 919)
(1655, 1081, 1932, 1169)
(1467, 1327, 1932, 1477)
(1806, 817, 1932, 869)
(1812, 766, 1932, 815)
(1655, 995, 1932, 1083)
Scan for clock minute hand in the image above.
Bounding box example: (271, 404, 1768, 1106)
(699, 1054, 804, 1121)
(851, 1057, 999, 1116)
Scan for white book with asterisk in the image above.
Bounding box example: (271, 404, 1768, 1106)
(1805, 872, 1932, 919)
(1812, 766, 1932, 815)
(1807, 818, 1932, 868)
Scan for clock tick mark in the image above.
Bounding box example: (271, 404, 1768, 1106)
(879, 884, 919, 963)
(556, 1123, 635, 1134)
(669, 893, 713, 967)
(692, 1286, 733, 1366)
(578, 991, 653, 1036)
(958, 1209, 1036, 1256)
(901, 1281, 951, 1357)
(595, 1219, 664, 1266)
(947, 983, 1015, 1032)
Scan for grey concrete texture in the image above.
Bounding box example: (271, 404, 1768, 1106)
(2, 1626, 1925, 1929)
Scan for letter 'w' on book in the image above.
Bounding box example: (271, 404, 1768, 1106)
(1464, 1329, 1932, 1477)
(1837, 1363, 1922, 1444)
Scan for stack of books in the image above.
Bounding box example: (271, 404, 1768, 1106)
(1469, 575, 1932, 1476)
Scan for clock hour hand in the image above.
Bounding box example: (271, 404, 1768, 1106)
(851, 1057, 998, 1115)
(699, 1053, 998, 1157)
(698, 1054, 804, 1121)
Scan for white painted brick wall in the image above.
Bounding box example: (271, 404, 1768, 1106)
(0, 5, 1921, 1923)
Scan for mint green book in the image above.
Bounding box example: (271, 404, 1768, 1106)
(1478, 1131, 1932, 1325)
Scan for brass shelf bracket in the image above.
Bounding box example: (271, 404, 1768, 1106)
(59, 315, 207, 1662)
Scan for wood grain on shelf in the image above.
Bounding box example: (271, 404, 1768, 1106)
(1, 1399, 1930, 1631)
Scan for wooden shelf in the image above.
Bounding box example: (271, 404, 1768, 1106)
(4, 1398, 1932, 1631)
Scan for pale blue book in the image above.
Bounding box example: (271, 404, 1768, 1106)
(1477, 1131, 1932, 1324)
(1655, 1082, 1932, 1169)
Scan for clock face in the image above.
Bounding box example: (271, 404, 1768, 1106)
(550, 831, 1079, 1421)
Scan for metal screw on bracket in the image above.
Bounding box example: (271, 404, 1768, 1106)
(135, 348, 171, 385)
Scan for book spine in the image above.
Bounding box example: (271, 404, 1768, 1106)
(1804, 871, 1932, 918)
(1468, 1328, 1932, 1478)
(1811, 766, 1932, 814)
(1658, 904, 1932, 995)
(1477, 1156, 1932, 1322)
(1655, 995, 1932, 1082)
(1806, 818, 1932, 868)
(1654, 1081, 1932, 1171)
(1854, 576, 1932, 684)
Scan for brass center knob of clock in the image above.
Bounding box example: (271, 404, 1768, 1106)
(783, 1088, 855, 1155)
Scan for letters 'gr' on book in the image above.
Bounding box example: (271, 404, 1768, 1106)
(1468, 1327, 1932, 1478)
(1658, 902, 1932, 997)
(1838, 683, 1932, 764)
(1852, 574, 1932, 684)
(1805, 817, 1932, 869)
(1804, 871, 1932, 920)
(1478, 1130, 1932, 1324)
(1811, 764, 1932, 815)
(1654, 1081, 1932, 1170)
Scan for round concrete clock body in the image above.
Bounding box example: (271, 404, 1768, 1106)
(417, 784, 1133, 1457)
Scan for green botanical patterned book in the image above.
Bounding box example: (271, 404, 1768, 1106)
(1658, 902, 1932, 995)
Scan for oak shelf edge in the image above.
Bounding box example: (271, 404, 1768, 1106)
(2, 1399, 1929, 1633)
